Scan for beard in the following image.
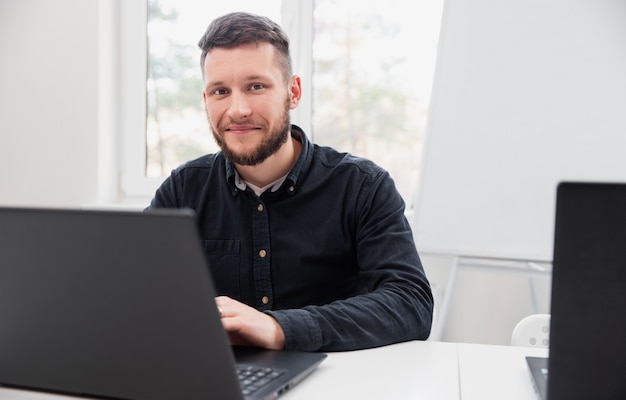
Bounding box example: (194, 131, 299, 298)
(209, 97, 291, 166)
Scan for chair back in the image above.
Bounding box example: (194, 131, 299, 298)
(511, 314, 550, 348)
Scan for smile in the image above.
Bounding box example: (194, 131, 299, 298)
(226, 125, 260, 135)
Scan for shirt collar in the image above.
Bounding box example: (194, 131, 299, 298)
(234, 171, 287, 195)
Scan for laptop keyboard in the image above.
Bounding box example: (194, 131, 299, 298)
(237, 364, 286, 396)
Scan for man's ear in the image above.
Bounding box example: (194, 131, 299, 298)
(288, 75, 302, 110)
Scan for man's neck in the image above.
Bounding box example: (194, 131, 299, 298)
(235, 134, 302, 188)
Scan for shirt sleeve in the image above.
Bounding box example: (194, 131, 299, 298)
(266, 169, 434, 352)
(145, 170, 182, 209)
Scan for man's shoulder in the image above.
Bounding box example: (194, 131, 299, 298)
(172, 153, 223, 174)
(313, 144, 384, 177)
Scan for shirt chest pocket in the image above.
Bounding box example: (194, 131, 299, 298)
(202, 240, 240, 297)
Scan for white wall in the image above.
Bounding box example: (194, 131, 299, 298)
(0, 0, 100, 208)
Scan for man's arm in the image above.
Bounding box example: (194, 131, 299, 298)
(267, 170, 434, 352)
(215, 295, 286, 350)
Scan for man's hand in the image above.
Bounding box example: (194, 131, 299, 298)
(215, 296, 286, 350)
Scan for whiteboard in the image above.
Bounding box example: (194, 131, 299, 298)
(413, 0, 626, 261)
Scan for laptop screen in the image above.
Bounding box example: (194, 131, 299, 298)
(0, 206, 325, 400)
(0, 207, 245, 400)
(547, 182, 626, 399)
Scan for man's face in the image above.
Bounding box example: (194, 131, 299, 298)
(202, 42, 300, 166)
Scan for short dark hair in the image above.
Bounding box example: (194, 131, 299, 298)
(198, 12, 292, 82)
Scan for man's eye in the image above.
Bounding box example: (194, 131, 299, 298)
(249, 84, 265, 91)
(213, 88, 228, 95)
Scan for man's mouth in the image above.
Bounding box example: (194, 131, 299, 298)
(226, 125, 260, 135)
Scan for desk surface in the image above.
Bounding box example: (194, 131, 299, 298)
(283, 340, 460, 400)
(457, 342, 548, 400)
(0, 341, 547, 400)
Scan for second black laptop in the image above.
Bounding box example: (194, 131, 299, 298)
(527, 182, 626, 400)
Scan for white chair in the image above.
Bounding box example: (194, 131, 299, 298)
(511, 314, 551, 348)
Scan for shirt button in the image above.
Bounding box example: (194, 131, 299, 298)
(259, 249, 267, 258)
(288, 186, 295, 193)
(262, 296, 269, 304)
(257, 204, 264, 212)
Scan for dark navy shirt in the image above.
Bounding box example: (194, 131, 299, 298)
(147, 126, 433, 351)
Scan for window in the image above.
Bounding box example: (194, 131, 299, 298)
(119, 0, 444, 206)
(310, 1, 443, 202)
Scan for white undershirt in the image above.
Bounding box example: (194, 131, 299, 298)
(234, 171, 288, 197)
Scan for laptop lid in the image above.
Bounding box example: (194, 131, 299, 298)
(526, 356, 548, 400)
(533, 182, 626, 400)
(0, 207, 325, 400)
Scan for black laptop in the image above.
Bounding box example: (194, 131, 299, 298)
(0, 207, 326, 400)
(526, 182, 626, 400)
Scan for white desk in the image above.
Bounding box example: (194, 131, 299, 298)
(283, 340, 460, 400)
(0, 341, 547, 400)
(457, 342, 548, 400)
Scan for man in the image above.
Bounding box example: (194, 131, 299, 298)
(147, 11, 433, 352)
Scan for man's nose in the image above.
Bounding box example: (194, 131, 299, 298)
(227, 91, 252, 119)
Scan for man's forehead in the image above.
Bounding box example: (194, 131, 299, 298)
(203, 43, 279, 80)
(205, 42, 274, 63)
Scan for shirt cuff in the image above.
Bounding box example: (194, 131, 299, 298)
(265, 309, 322, 352)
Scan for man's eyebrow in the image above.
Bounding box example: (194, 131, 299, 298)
(207, 74, 270, 85)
